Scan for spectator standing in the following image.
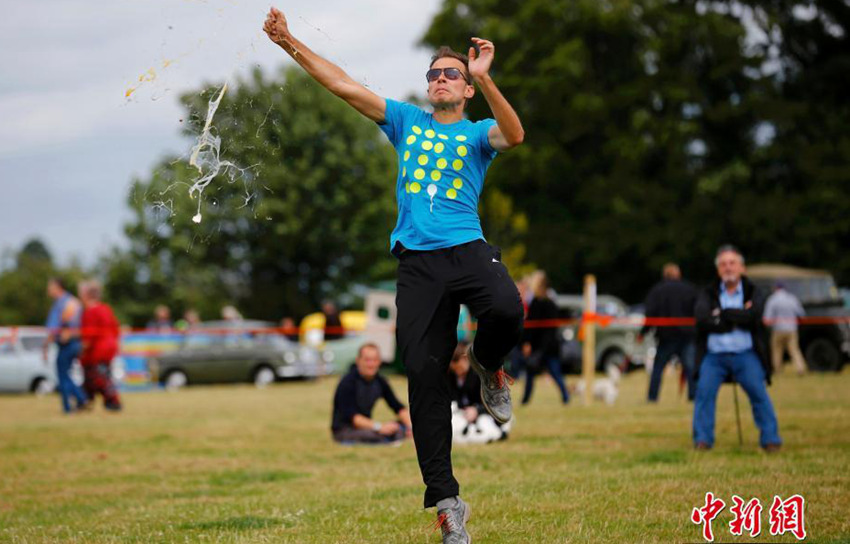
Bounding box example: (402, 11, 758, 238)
(641, 263, 698, 402)
(764, 284, 807, 375)
(322, 301, 344, 341)
(146, 305, 173, 332)
(521, 271, 569, 405)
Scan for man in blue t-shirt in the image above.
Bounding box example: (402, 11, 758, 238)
(264, 8, 525, 541)
(44, 278, 88, 413)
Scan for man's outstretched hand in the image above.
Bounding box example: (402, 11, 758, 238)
(263, 6, 291, 46)
(468, 37, 495, 80)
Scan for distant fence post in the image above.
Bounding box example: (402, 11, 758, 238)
(582, 274, 597, 406)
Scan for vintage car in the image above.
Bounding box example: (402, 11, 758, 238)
(748, 264, 850, 371)
(148, 320, 331, 389)
(0, 327, 57, 394)
(554, 294, 653, 374)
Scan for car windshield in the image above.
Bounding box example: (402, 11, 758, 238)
(754, 276, 841, 304)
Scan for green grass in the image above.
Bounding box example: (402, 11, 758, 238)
(1, 369, 848, 543)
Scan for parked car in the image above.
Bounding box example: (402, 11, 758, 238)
(0, 328, 57, 394)
(747, 264, 850, 371)
(553, 294, 652, 374)
(148, 321, 332, 389)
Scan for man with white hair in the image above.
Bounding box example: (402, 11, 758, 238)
(693, 245, 780, 451)
(78, 280, 122, 411)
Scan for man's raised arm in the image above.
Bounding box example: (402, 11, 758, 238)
(468, 37, 525, 152)
(263, 7, 386, 122)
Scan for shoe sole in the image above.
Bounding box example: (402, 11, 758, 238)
(467, 345, 511, 425)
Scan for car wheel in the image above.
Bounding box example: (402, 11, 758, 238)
(599, 349, 627, 374)
(164, 370, 188, 391)
(804, 338, 842, 372)
(253, 365, 276, 388)
(31, 377, 55, 396)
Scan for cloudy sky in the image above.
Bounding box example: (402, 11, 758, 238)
(0, 0, 443, 266)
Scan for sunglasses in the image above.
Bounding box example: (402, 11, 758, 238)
(426, 67, 470, 83)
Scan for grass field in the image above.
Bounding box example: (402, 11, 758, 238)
(1, 368, 848, 543)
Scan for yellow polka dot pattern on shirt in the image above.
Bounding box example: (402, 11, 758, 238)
(400, 128, 476, 208)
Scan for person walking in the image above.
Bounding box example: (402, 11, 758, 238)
(693, 245, 781, 452)
(78, 280, 122, 411)
(641, 263, 698, 402)
(520, 271, 569, 405)
(764, 283, 807, 375)
(264, 8, 525, 541)
(43, 278, 88, 413)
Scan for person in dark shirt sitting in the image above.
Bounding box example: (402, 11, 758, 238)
(331, 342, 412, 444)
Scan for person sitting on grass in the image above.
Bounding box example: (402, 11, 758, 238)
(331, 343, 412, 445)
(448, 341, 510, 444)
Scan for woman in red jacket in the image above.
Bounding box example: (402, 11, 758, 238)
(78, 280, 122, 411)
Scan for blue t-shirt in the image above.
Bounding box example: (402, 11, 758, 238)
(378, 99, 498, 253)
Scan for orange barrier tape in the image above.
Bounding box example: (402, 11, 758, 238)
(2, 315, 848, 344)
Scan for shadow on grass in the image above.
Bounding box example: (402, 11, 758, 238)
(208, 469, 305, 487)
(635, 450, 688, 465)
(180, 516, 291, 531)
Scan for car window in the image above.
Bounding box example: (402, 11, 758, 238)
(0, 338, 13, 354)
(20, 336, 45, 351)
(253, 334, 291, 349)
(184, 333, 219, 349)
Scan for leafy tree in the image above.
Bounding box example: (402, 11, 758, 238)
(112, 67, 398, 325)
(423, 0, 848, 300)
(0, 239, 87, 325)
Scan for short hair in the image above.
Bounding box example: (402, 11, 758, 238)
(714, 244, 745, 266)
(79, 279, 103, 301)
(452, 341, 470, 362)
(357, 342, 380, 359)
(430, 46, 471, 82)
(662, 263, 680, 280)
(48, 277, 67, 291)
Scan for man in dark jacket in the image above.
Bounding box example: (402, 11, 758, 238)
(331, 343, 412, 444)
(693, 245, 781, 451)
(641, 263, 698, 402)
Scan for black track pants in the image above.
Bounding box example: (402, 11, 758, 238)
(395, 239, 524, 508)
